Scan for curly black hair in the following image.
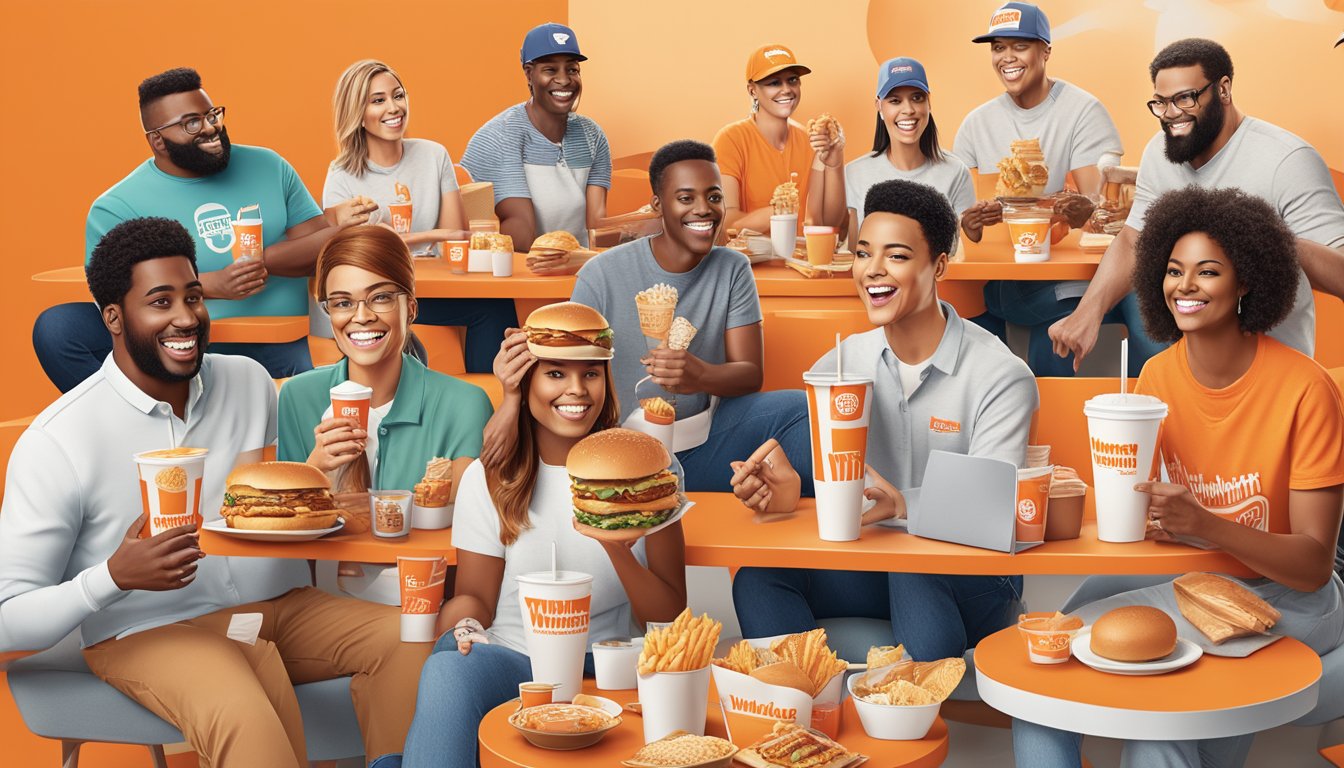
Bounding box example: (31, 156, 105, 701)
(138, 67, 202, 109)
(861, 179, 958, 258)
(649, 140, 717, 195)
(1133, 186, 1297, 343)
(1149, 38, 1233, 84)
(87, 217, 198, 308)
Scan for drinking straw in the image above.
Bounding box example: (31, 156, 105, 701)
(1120, 338, 1129, 395)
(836, 332, 843, 381)
(551, 541, 558, 580)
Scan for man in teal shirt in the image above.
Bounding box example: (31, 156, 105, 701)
(34, 67, 373, 390)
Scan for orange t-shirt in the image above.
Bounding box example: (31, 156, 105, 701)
(1135, 335, 1344, 534)
(711, 117, 813, 225)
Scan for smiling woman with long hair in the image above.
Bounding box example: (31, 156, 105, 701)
(369, 303, 687, 768)
(1013, 187, 1344, 767)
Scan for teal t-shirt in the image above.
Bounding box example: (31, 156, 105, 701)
(276, 355, 492, 490)
(85, 145, 324, 319)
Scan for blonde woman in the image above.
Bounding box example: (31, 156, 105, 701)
(325, 59, 516, 371)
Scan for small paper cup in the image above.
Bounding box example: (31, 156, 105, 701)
(592, 640, 640, 690)
(636, 667, 711, 743)
(1017, 612, 1083, 664)
(411, 503, 453, 530)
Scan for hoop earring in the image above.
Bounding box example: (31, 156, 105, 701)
(751, 97, 759, 114)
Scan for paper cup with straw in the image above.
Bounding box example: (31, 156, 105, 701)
(803, 333, 873, 541)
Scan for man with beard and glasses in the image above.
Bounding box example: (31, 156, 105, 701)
(1050, 38, 1344, 368)
(33, 67, 376, 392)
(1, 217, 429, 767)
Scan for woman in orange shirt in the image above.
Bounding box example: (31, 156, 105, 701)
(1014, 186, 1344, 766)
(711, 44, 846, 237)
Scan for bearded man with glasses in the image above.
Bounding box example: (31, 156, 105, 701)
(33, 67, 379, 391)
(1050, 38, 1344, 369)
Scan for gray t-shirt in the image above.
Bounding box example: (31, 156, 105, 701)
(952, 79, 1123, 192)
(1127, 117, 1344, 358)
(323, 138, 459, 255)
(810, 302, 1038, 489)
(844, 152, 975, 235)
(572, 237, 763, 422)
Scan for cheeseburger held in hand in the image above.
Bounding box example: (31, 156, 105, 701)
(523, 301, 614, 360)
(567, 429, 680, 542)
(221, 461, 340, 531)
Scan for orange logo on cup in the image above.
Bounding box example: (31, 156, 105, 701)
(1090, 438, 1139, 475)
(829, 385, 866, 421)
(231, 204, 262, 262)
(390, 202, 413, 235)
(523, 595, 592, 635)
(447, 242, 467, 262)
(929, 417, 961, 434)
(331, 398, 371, 431)
(398, 557, 448, 616)
(1017, 498, 1038, 522)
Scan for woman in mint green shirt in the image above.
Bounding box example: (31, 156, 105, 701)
(278, 225, 492, 600)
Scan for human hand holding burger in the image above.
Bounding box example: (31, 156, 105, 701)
(568, 428, 682, 543)
(107, 513, 203, 592)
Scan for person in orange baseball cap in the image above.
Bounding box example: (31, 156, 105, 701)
(711, 44, 847, 238)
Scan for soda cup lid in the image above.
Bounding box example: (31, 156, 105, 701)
(802, 371, 873, 386)
(330, 380, 374, 398)
(517, 570, 594, 586)
(1083, 393, 1168, 420)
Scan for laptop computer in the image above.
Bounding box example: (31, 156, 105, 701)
(905, 450, 1043, 554)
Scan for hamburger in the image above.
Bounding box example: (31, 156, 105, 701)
(1089, 605, 1178, 662)
(567, 428, 680, 542)
(220, 461, 340, 531)
(523, 302, 614, 361)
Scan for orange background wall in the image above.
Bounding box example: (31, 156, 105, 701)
(6, 0, 1344, 422)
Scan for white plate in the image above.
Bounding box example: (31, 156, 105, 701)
(640, 500, 691, 537)
(202, 517, 345, 543)
(1071, 630, 1203, 676)
(574, 694, 623, 718)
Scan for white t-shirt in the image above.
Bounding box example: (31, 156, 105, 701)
(452, 460, 645, 654)
(1127, 117, 1344, 358)
(845, 152, 975, 229)
(896, 357, 934, 398)
(322, 138, 460, 255)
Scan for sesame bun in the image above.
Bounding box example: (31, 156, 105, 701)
(1089, 606, 1178, 662)
(566, 428, 670, 480)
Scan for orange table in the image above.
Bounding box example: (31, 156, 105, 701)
(202, 492, 1251, 577)
(973, 625, 1321, 739)
(477, 679, 948, 768)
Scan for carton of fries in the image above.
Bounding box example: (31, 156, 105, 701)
(847, 654, 963, 741)
(709, 630, 849, 746)
(637, 609, 722, 742)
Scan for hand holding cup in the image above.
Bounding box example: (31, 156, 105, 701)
(107, 513, 203, 592)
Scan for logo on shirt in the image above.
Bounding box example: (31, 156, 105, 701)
(551, 32, 570, 45)
(523, 595, 591, 636)
(1165, 453, 1268, 531)
(929, 417, 961, 434)
(988, 8, 1022, 31)
(890, 65, 914, 74)
(193, 202, 235, 254)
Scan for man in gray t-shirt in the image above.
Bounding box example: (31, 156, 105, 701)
(1051, 38, 1344, 369)
(571, 140, 812, 494)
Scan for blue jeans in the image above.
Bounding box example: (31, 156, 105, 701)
(732, 568, 1023, 661)
(414, 298, 518, 373)
(975, 283, 1167, 377)
(33, 302, 312, 391)
(372, 638, 597, 768)
(1012, 712, 1252, 768)
(677, 389, 813, 497)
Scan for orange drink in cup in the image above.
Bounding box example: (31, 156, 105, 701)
(1003, 205, 1053, 263)
(134, 447, 208, 537)
(518, 682, 558, 709)
(390, 182, 413, 235)
(444, 239, 469, 274)
(330, 381, 373, 431)
(803, 372, 873, 542)
(1017, 612, 1084, 664)
(231, 204, 263, 262)
(1015, 466, 1052, 544)
(803, 226, 837, 266)
(397, 556, 447, 642)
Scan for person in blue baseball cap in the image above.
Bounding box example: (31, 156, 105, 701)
(844, 57, 975, 251)
(461, 22, 616, 252)
(953, 2, 1152, 379)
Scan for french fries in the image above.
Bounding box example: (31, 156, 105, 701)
(712, 629, 848, 697)
(638, 608, 722, 675)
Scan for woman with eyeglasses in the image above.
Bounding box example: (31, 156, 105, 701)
(277, 225, 492, 600)
(325, 59, 517, 373)
(711, 44, 846, 237)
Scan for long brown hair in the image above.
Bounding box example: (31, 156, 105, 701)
(486, 361, 621, 546)
(314, 225, 418, 493)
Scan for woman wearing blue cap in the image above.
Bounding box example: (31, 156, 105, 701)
(461, 22, 614, 252)
(845, 57, 977, 249)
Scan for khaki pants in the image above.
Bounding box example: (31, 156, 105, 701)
(83, 587, 431, 767)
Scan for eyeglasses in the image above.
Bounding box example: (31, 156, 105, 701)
(1146, 82, 1213, 117)
(144, 106, 226, 136)
(319, 290, 407, 319)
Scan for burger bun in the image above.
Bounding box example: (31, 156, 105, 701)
(574, 520, 657, 543)
(567, 428, 670, 481)
(525, 341, 613, 361)
(226, 511, 341, 531)
(1090, 605, 1178, 662)
(226, 461, 330, 491)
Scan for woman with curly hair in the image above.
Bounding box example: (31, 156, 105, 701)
(1013, 186, 1344, 767)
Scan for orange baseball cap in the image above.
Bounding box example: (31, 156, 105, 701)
(745, 44, 812, 82)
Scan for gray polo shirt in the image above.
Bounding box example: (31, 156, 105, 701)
(810, 302, 1038, 490)
(1127, 117, 1344, 358)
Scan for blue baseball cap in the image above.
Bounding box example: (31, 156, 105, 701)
(876, 57, 930, 98)
(520, 22, 587, 66)
(971, 2, 1051, 44)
